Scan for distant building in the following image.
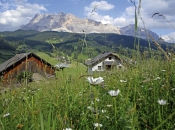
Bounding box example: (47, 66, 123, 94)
(85, 52, 123, 74)
(0, 52, 56, 84)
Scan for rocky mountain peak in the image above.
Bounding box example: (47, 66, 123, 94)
(21, 12, 121, 34)
(120, 24, 160, 40)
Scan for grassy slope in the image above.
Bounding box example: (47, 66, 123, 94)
(34, 51, 58, 65)
(0, 58, 175, 129)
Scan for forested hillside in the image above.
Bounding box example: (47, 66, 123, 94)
(0, 30, 174, 64)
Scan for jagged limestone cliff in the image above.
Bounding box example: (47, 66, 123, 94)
(21, 12, 121, 34)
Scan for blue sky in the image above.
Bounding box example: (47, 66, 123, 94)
(0, 0, 175, 42)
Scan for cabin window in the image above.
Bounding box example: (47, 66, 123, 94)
(98, 66, 102, 70)
(108, 57, 112, 60)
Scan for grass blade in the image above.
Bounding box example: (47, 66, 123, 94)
(40, 111, 44, 130)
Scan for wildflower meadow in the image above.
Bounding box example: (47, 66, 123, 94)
(1, 1, 175, 129)
(0, 58, 175, 130)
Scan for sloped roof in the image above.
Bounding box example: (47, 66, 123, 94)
(85, 52, 122, 66)
(0, 52, 55, 74)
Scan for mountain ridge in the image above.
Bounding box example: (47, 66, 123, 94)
(21, 12, 161, 41)
(120, 24, 160, 41)
(21, 12, 121, 34)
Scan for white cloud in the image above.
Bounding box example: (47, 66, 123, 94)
(0, 0, 47, 31)
(84, 1, 134, 27)
(128, 0, 175, 30)
(162, 32, 175, 43)
(0, 2, 11, 11)
(134, 0, 175, 28)
(84, 1, 121, 26)
(84, 0, 175, 35)
(84, 1, 114, 14)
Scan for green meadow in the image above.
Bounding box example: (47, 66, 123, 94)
(0, 57, 175, 130)
(0, 1, 175, 129)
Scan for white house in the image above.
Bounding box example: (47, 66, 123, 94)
(85, 52, 123, 74)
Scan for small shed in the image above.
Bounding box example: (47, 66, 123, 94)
(0, 52, 56, 84)
(85, 52, 123, 74)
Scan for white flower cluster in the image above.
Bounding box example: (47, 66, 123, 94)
(94, 123, 103, 129)
(157, 99, 166, 105)
(108, 89, 120, 96)
(3, 113, 10, 117)
(63, 128, 72, 130)
(86, 76, 104, 85)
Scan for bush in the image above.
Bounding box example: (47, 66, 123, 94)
(17, 71, 33, 83)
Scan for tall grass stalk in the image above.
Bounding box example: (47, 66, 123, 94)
(147, 34, 169, 61)
(113, 97, 117, 127)
(39, 111, 44, 130)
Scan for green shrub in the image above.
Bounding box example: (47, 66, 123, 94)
(17, 71, 33, 83)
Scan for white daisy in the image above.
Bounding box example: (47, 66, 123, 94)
(94, 123, 102, 129)
(63, 128, 72, 130)
(86, 76, 104, 85)
(157, 99, 166, 105)
(120, 80, 127, 83)
(3, 113, 10, 117)
(108, 89, 120, 96)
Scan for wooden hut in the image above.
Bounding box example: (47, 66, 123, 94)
(0, 52, 56, 84)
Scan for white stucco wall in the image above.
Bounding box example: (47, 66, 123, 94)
(92, 61, 104, 71)
(87, 55, 122, 74)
